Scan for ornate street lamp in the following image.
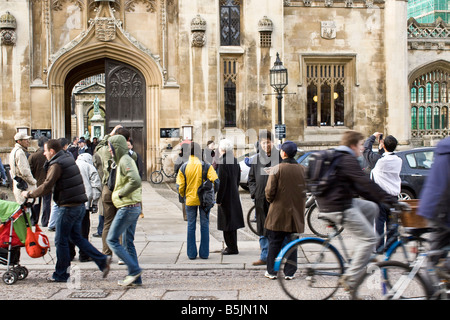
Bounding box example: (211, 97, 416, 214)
(270, 52, 288, 126)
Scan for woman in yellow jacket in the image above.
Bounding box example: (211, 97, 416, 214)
(176, 142, 219, 259)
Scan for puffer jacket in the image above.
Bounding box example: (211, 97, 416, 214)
(108, 135, 142, 208)
(76, 153, 102, 209)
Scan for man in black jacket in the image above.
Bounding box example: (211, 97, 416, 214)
(248, 130, 281, 266)
(316, 131, 405, 291)
(23, 139, 111, 283)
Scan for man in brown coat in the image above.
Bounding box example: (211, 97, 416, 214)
(28, 136, 51, 226)
(264, 141, 306, 279)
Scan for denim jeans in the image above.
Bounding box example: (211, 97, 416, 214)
(185, 205, 210, 259)
(48, 203, 60, 229)
(259, 236, 269, 262)
(106, 206, 142, 283)
(54, 204, 108, 281)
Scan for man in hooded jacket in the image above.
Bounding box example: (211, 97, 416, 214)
(106, 135, 143, 286)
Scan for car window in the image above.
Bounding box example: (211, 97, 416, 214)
(299, 154, 312, 167)
(405, 151, 434, 169)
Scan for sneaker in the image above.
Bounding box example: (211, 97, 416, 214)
(264, 271, 277, 280)
(284, 275, 295, 280)
(118, 259, 125, 265)
(118, 272, 143, 286)
(102, 256, 112, 278)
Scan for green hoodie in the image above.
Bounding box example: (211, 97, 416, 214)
(108, 135, 142, 208)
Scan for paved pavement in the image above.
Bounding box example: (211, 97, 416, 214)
(0, 181, 358, 302)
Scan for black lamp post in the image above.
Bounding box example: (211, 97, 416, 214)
(270, 53, 288, 142)
(270, 53, 288, 125)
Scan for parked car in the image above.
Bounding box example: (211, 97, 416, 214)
(396, 147, 435, 199)
(238, 151, 257, 190)
(295, 147, 436, 200)
(297, 151, 317, 167)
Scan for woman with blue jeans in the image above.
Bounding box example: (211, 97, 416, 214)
(106, 134, 143, 286)
(176, 142, 219, 260)
(185, 205, 211, 259)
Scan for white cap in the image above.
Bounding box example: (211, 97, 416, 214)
(14, 132, 31, 141)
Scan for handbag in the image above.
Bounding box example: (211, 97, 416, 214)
(24, 215, 50, 258)
(14, 176, 28, 191)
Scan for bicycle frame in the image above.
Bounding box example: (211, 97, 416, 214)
(382, 251, 449, 300)
(273, 221, 351, 274)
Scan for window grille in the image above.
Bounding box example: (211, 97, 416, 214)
(220, 0, 240, 46)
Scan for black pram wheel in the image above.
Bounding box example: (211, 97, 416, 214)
(14, 266, 28, 280)
(2, 270, 18, 285)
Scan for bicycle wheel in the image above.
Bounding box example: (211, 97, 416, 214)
(307, 203, 344, 238)
(150, 171, 163, 184)
(246, 205, 258, 236)
(277, 238, 345, 300)
(352, 260, 431, 300)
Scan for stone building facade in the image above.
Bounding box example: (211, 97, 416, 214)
(0, 0, 449, 178)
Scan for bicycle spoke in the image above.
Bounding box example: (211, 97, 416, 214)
(278, 239, 344, 300)
(352, 261, 430, 300)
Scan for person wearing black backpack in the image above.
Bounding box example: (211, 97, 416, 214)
(176, 142, 219, 260)
(315, 130, 408, 292)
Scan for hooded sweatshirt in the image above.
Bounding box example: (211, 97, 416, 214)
(76, 153, 102, 209)
(108, 135, 142, 208)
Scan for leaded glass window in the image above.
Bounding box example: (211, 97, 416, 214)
(223, 59, 237, 127)
(220, 0, 240, 46)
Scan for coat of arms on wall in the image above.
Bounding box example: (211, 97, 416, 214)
(321, 21, 336, 40)
(95, 17, 116, 42)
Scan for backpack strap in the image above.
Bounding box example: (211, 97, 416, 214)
(201, 161, 210, 183)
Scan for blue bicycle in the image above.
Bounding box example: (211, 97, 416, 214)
(273, 208, 430, 300)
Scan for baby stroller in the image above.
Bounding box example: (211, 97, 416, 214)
(0, 198, 33, 285)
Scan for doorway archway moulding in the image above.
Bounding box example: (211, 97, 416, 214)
(47, 8, 164, 173)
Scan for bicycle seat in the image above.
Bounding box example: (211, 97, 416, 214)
(403, 227, 434, 237)
(318, 211, 343, 225)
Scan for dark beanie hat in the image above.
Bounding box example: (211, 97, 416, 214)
(281, 141, 297, 158)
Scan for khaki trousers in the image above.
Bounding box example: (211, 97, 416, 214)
(101, 185, 118, 256)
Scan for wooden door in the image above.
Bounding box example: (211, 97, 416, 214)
(105, 59, 147, 180)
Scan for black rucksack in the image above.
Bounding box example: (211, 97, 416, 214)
(305, 149, 343, 196)
(179, 161, 215, 209)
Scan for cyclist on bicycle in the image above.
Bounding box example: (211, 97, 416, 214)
(315, 130, 407, 291)
(418, 136, 450, 278)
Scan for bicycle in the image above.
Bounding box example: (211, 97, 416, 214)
(273, 207, 428, 300)
(305, 193, 344, 238)
(351, 241, 449, 300)
(150, 155, 177, 184)
(245, 193, 345, 238)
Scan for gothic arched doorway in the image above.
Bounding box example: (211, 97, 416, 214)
(64, 58, 147, 180)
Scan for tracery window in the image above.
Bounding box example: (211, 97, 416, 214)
(410, 69, 450, 135)
(220, 0, 240, 46)
(223, 58, 237, 127)
(306, 64, 345, 127)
